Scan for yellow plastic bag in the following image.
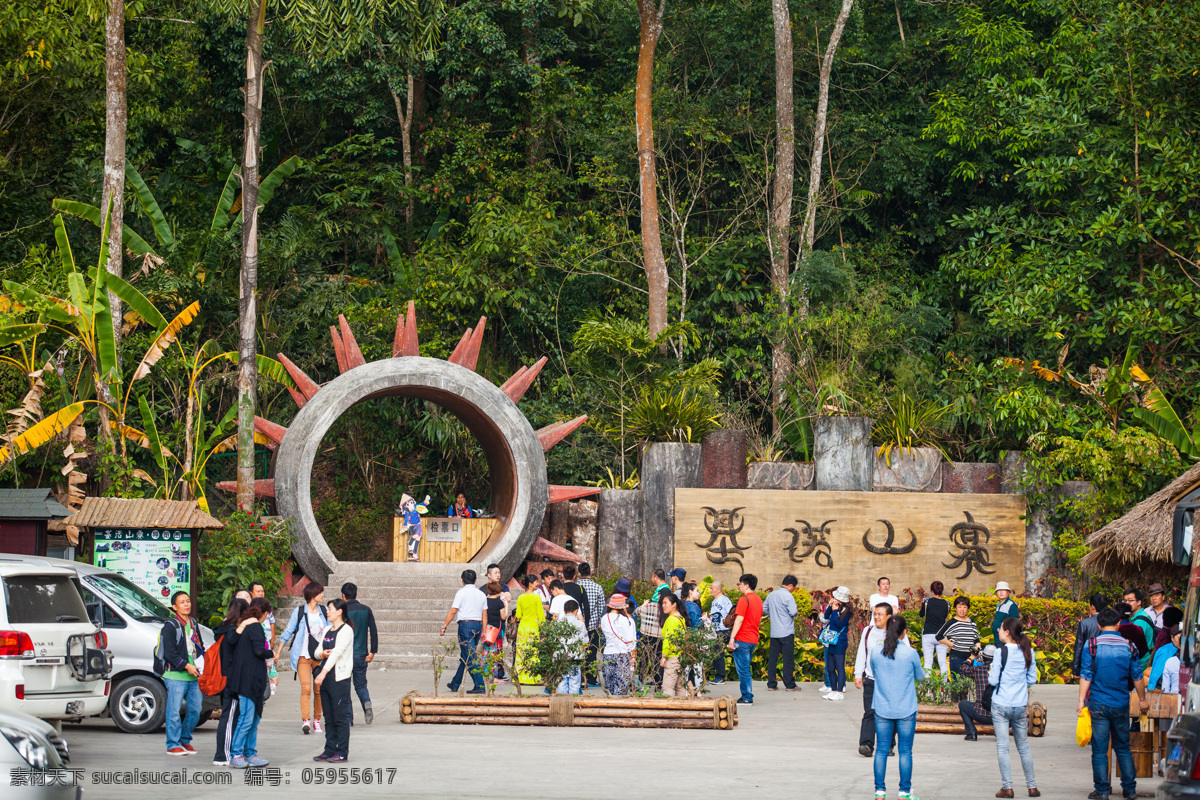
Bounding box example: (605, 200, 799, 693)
(1076, 707, 1092, 747)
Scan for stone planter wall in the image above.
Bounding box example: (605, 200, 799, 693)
(814, 416, 874, 491)
(874, 447, 943, 492)
(597, 488, 644, 579)
(746, 461, 815, 490)
(701, 429, 748, 489)
(941, 462, 1001, 494)
(641, 442, 703, 573)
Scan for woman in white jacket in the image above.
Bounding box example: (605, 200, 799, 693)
(313, 599, 355, 763)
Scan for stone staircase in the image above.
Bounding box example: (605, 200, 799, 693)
(325, 561, 475, 669)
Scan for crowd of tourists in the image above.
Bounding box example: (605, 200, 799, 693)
(157, 581, 379, 768)
(154, 562, 1180, 798)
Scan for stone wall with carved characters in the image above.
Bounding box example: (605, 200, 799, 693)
(673, 489, 1027, 597)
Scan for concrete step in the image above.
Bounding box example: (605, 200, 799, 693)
(339, 598, 454, 611)
(331, 587, 460, 601)
(376, 621, 442, 634)
(330, 575, 467, 590)
(331, 561, 480, 579)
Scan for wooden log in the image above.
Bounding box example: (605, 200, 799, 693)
(917, 723, 994, 735)
(572, 717, 717, 729)
(412, 715, 550, 725)
(917, 704, 963, 715)
(573, 708, 714, 719)
(573, 698, 719, 711)
(413, 706, 549, 717)
(411, 696, 551, 707)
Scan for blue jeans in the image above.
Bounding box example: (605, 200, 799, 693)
(874, 713, 917, 793)
(732, 639, 755, 702)
(230, 696, 260, 758)
(349, 653, 370, 723)
(993, 703, 1036, 789)
(1090, 702, 1136, 795)
(449, 621, 484, 690)
(824, 638, 848, 691)
(557, 667, 581, 695)
(164, 678, 201, 750)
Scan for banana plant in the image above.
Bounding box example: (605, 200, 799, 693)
(52, 157, 301, 281)
(0, 208, 200, 479)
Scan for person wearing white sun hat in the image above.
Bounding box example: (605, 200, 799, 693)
(991, 581, 1020, 645)
(819, 586, 853, 700)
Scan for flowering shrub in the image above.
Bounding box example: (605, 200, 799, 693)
(197, 508, 294, 626)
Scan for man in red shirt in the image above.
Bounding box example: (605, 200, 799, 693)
(726, 574, 763, 705)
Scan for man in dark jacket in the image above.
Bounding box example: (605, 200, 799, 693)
(1072, 593, 1107, 678)
(342, 582, 379, 725)
(160, 591, 204, 756)
(562, 565, 590, 628)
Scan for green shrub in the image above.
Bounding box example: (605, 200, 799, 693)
(197, 509, 294, 626)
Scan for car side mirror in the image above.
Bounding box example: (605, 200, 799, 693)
(85, 601, 103, 627)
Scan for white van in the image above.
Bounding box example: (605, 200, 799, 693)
(0, 560, 111, 722)
(3, 554, 219, 733)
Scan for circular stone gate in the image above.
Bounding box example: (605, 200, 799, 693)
(218, 304, 594, 583)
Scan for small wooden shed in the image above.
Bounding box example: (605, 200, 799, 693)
(1081, 462, 1200, 583)
(0, 489, 73, 556)
(62, 498, 224, 604)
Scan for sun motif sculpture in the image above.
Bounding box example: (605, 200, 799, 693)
(218, 302, 596, 583)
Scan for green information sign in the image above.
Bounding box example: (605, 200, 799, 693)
(93, 527, 193, 602)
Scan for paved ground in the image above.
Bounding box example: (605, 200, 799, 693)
(59, 670, 1160, 800)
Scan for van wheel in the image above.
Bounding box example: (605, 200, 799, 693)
(111, 676, 166, 734)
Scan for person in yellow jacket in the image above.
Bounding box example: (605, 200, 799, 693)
(659, 594, 689, 697)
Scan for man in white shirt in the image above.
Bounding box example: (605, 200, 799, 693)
(854, 603, 895, 757)
(535, 569, 555, 608)
(548, 580, 570, 618)
(709, 581, 733, 685)
(868, 576, 901, 613)
(440, 569, 487, 694)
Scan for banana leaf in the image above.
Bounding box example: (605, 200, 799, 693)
(129, 301, 201, 382)
(0, 403, 85, 464)
(232, 156, 301, 227)
(104, 272, 169, 332)
(125, 165, 175, 249)
(51, 199, 159, 257)
(139, 395, 167, 471)
(0, 324, 45, 348)
(210, 167, 240, 232)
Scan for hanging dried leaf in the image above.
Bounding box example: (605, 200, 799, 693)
(130, 301, 201, 382)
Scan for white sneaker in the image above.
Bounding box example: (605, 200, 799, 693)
(301, 720, 311, 734)
(313, 719, 323, 733)
(827, 691, 845, 701)
(819, 686, 831, 693)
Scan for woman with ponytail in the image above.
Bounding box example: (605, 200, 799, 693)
(868, 615, 925, 800)
(988, 617, 1040, 797)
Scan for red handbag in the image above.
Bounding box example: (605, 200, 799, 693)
(482, 625, 501, 646)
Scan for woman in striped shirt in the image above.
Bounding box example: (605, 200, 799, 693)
(936, 596, 980, 675)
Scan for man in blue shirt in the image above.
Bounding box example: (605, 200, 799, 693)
(1078, 607, 1150, 800)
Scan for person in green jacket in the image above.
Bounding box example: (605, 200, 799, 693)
(991, 582, 1020, 644)
(1124, 587, 1156, 671)
(340, 583, 379, 725)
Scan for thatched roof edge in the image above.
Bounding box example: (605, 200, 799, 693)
(1080, 462, 1200, 581)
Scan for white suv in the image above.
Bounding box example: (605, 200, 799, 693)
(0, 561, 111, 721)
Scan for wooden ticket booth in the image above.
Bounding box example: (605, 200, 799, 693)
(391, 516, 499, 563)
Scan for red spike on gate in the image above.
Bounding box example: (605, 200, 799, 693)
(277, 354, 320, 401)
(254, 416, 288, 448)
(447, 327, 473, 365)
(392, 312, 406, 358)
(503, 357, 547, 404)
(330, 326, 348, 374)
(548, 485, 602, 504)
(535, 414, 587, 452)
(338, 315, 366, 370)
(400, 301, 419, 356)
(461, 316, 487, 371)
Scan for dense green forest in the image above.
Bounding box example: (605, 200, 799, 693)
(1, 0, 1196, 576)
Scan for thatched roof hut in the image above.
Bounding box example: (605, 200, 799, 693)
(1080, 462, 1200, 582)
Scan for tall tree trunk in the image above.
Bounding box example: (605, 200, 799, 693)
(799, 0, 855, 259)
(101, 0, 126, 358)
(236, 0, 266, 510)
(636, 0, 668, 340)
(389, 70, 415, 247)
(769, 0, 795, 429)
(522, 11, 542, 166)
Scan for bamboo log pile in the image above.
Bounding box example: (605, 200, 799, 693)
(915, 702, 1046, 737)
(400, 691, 737, 729)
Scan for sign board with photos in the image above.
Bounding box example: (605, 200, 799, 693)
(93, 527, 194, 602)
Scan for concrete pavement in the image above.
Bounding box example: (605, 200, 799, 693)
(58, 669, 1157, 800)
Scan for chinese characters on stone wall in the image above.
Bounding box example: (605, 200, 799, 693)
(693, 508, 997, 573)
